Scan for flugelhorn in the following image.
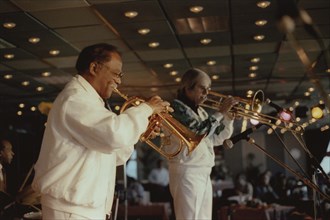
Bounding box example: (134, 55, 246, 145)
(113, 88, 206, 159)
(200, 90, 304, 134)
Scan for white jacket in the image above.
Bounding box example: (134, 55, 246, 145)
(32, 75, 153, 219)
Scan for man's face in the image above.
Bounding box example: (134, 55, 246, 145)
(0, 141, 14, 164)
(93, 52, 123, 99)
(186, 76, 211, 106)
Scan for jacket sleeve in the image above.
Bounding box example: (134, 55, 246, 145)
(211, 116, 234, 146)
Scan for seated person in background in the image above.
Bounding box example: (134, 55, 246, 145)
(0, 139, 14, 193)
(127, 176, 145, 205)
(254, 170, 279, 204)
(233, 172, 253, 202)
(148, 159, 169, 187)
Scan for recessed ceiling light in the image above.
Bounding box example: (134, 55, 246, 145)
(28, 37, 40, 44)
(124, 11, 138, 18)
(308, 87, 314, 92)
(17, 111, 23, 116)
(200, 38, 212, 45)
(49, 50, 60, 56)
(207, 60, 216, 66)
(190, 6, 203, 13)
(326, 68, 330, 73)
(163, 63, 173, 68)
(36, 86, 44, 92)
(247, 90, 254, 95)
(304, 92, 310, 96)
(3, 22, 16, 29)
(4, 54, 14, 59)
(170, 71, 178, 76)
(22, 81, 30, 86)
(4, 74, 13, 79)
(19, 103, 25, 108)
(211, 75, 219, 80)
(248, 73, 257, 78)
(255, 20, 268, 26)
(253, 35, 265, 41)
(30, 106, 37, 111)
(256, 1, 271, 8)
(175, 77, 181, 82)
(250, 57, 260, 63)
(294, 101, 300, 106)
(150, 87, 158, 92)
(148, 42, 159, 48)
(249, 66, 259, 71)
(138, 28, 150, 35)
(41, 71, 51, 77)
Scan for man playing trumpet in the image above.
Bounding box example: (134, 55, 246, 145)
(168, 68, 237, 220)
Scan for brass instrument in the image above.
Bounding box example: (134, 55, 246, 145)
(113, 88, 205, 159)
(200, 90, 304, 134)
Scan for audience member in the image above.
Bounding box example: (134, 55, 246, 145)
(148, 159, 169, 187)
(254, 170, 279, 204)
(233, 172, 253, 202)
(0, 139, 14, 193)
(127, 176, 145, 205)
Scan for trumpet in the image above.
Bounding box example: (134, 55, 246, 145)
(200, 90, 304, 134)
(113, 88, 205, 159)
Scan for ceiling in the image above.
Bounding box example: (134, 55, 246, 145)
(0, 0, 329, 130)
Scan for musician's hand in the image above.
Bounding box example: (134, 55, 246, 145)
(146, 96, 173, 114)
(218, 96, 238, 120)
(149, 125, 161, 139)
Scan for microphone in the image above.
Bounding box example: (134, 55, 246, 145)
(265, 98, 283, 112)
(223, 124, 263, 149)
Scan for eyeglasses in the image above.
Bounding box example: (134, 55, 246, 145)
(98, 62, 124, 78)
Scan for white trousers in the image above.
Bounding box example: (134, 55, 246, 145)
(169, 171, 213, 220)
(42, 206, 90, 220)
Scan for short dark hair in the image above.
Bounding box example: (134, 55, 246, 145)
(75, 43, 121, 74)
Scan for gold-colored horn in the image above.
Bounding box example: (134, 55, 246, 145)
(113, 88, 206, 159)
(200, 90, 304, 134)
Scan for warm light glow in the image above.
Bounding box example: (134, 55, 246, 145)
(280, 111, 291, 121)
(267, 128, 273, 134)
(249, 66, 258, 71)
(311, 106, 323, 119)
(124, 11, 138, 18)
(294, 101, 300, 106)
(3, 22, 16, 29)
(207, 60, 216, 66)
(247, 90, 253, 95)
(31, 106, 36, 111)
(138, 28, 150, 35)
(36, 86, 44, 92)
(41, 71, 51, 77)
(4, 74, 13, 79)
(211, 75, 219, 80)
(115, 105, 120, 111)
(19, 103, 25, 108)
(49, 50, 60, 55)
(150, 87, 158, 92)
(308, 87, 314, 92)
(250, 57, 260, 63)
(321, 125, 329, 131)
(200, 38, 212, 45)
(248, 73, 257, 78)
(148, 42, 159, 48)
(4, 54, 14, 59)
(304, 92, 310, 96)
(295, 117, 301, 122)
(21, 81, 30, 86)
(253, 35, 265, 41)
(28, 37, 40, 44)
(250, 118, 260, 125)
(17, 111, 23, 116)
(169, 71, 178, 76)
(175, 77, 181, 82)
(255, 20, 268, 26)
(326, 68, 330, 73)
(163, 63, 173, 68)
(257, 1, 271, 8)
(190, 6, 204, 13)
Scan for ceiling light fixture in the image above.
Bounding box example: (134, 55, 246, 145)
(31, 106, 37, 111)
(4, 74, 13, 79)
(249, 66, 259, 71)
(304, 92, 310, 96)
(22, 81, 30, 86)
(248, 73, 257, 78)
(308, 87, 314, 92)
(255, 20, 268, 26)
(326, 68, 330, 73)
(28, 37, 40, 44)
(36, 86, 44, 92)
(3, 22, 16, 29)
(211, 75, 219, 80)
(175, 77, 181, 82)
(17, 111, 23, 116)
(41, 71, 51, 77)
(189, 6, 204, 13)
(200, 38, 212, 45)
(19, 103, 25, 108)
(163, 63, 173, 68)
(137, 28, 150, 35)
(207, 60, 216, 65)
(170, 71, 178, 76)
(4, 54, 14, 59)
(49, 50, 60, 56)
(253, 35, 265, 41)
(124, 11, 138, 18)
(250, 57, 260, 63)
(148, 42, 159, 48)
(256, 1, 271, 8)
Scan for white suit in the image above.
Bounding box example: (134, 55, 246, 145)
(32, 75, 153, 219)
(168, 99, 233, 220)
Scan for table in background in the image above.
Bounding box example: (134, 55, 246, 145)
(117, 202, 170, 220)
(217, 204, 295, 220)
